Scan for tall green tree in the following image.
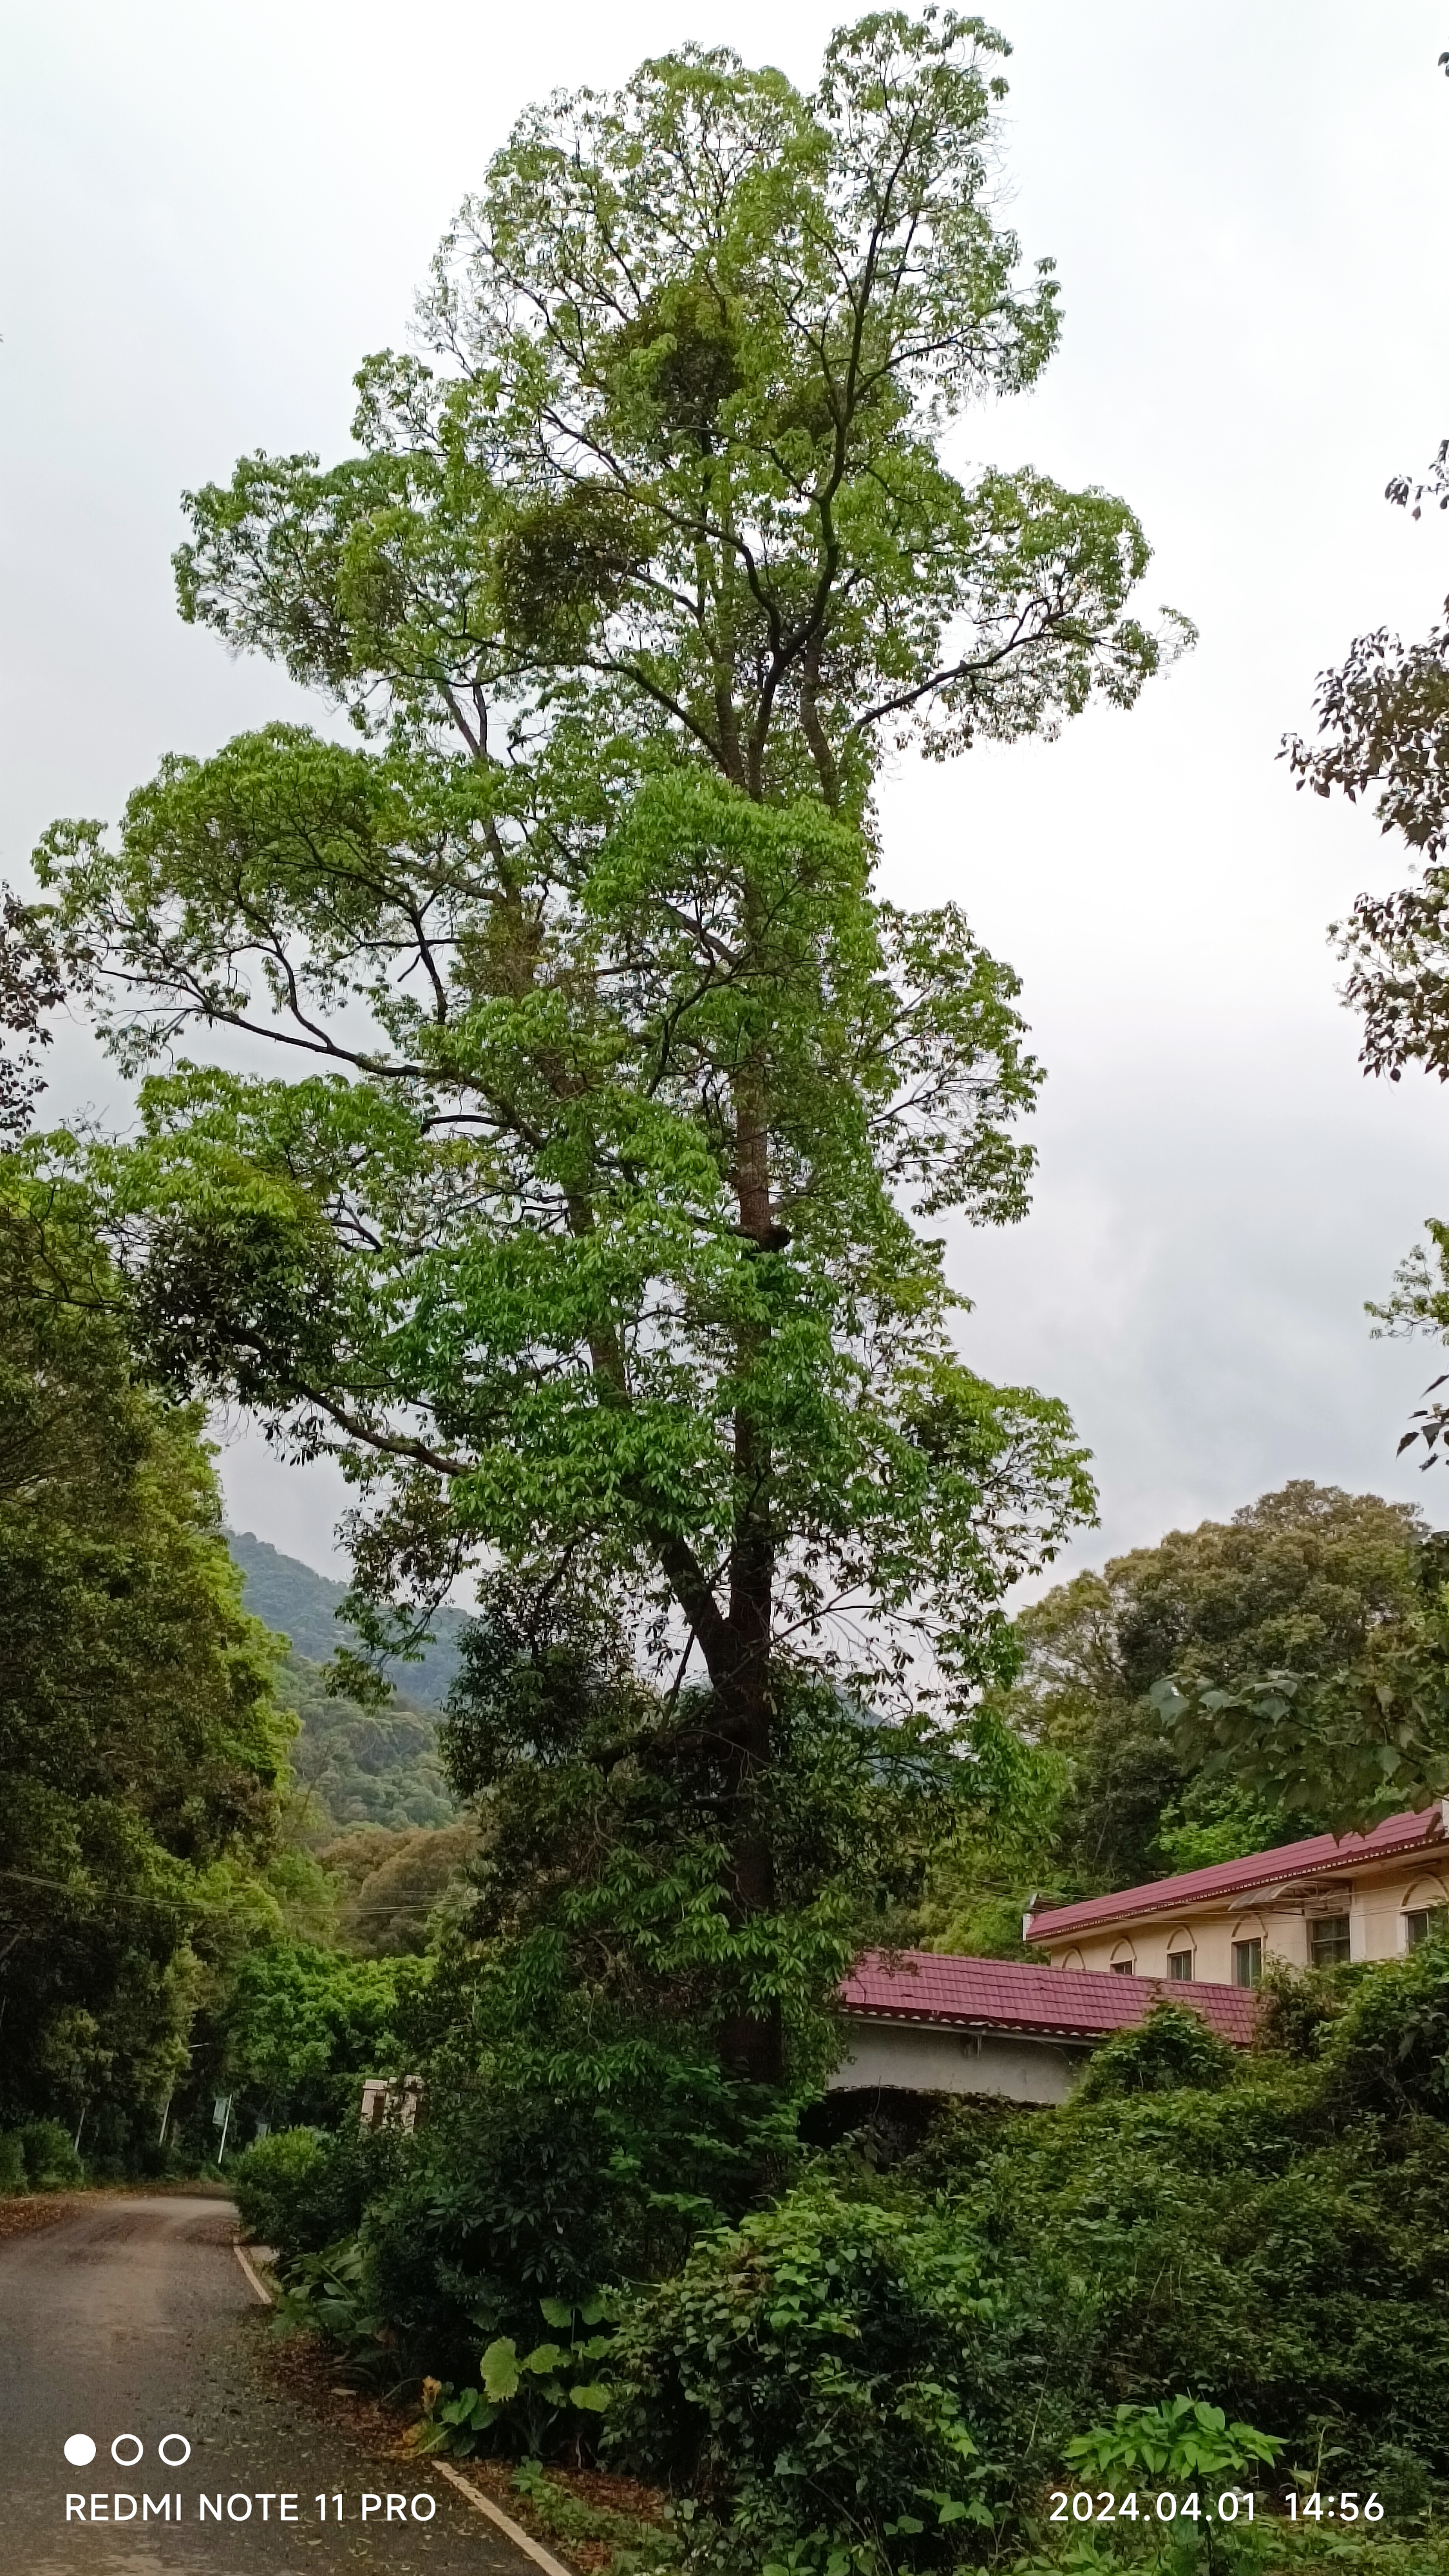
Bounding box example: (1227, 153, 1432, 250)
(1030, 1481, 1428, 1875)
(0, 1173, 292, 2149)
(925, 1482, 1428, 1926)
(39, 13, 1183, 2081)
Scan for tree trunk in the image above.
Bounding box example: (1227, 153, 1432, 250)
(710, 1626, 783, 2090)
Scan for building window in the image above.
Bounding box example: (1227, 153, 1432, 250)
(1167, 1948, 1195, 1982)
(1405, 1908, 1443, 1949)
(1309, 1914, 1351, 1968)
(1233, 1938, 1262, 1988)
(1110, 1960, 1135, 1975)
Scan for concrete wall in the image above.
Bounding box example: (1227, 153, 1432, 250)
(1046, 1859, 1449, 1980)
(828, 2017, 1085, 2105)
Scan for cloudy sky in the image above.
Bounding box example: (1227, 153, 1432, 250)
(5, 0, 1449, 1582)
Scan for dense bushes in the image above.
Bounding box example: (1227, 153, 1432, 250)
(207, 1580, 1449, 2562)
(353, 2045, 792, 2385)
(1318, 1920, 1449, 2116)
(607, 2184, 1004, 2570)
(0, 2120, 85, 2192)
(230, 2119, 412, 2255)
(600, 1981, 1449, 2562)
(236, 1978, 1449, 2570)
(965, 2085, 1449, 2488)
(18, 2117, 85, 2189)
(1074, 2003, 1238, 2102)
(232, 1944, 1449, 2571)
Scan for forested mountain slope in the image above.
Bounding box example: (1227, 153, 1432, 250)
(226, 1530, 467, 1707)
(278, 1654, 455, 1835)
(223, 1534, 463, 1832)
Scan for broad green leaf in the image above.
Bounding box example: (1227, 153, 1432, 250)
(480, 2338, 521, 2403)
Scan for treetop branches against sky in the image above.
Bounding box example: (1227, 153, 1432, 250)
(32, 12, 1176, 1736)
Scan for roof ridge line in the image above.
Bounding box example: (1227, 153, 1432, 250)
(1027, 1805, 1446, 1940)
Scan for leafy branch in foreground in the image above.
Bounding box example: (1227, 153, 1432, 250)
(0, 890, 61, 1139)
(1284, 437, 1449, 1470)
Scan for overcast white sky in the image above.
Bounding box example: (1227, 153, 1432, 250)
(5, 0, 1449, 1583)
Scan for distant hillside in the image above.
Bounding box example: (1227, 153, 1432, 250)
(227, 1530, 468, 1710)
(279, 1653, 455, 1833)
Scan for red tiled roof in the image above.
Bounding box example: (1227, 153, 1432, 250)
(1027, 1804, 1446, 1946)
(841, 1949, 1257, 2046)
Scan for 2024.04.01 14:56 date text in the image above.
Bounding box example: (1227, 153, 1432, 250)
(1050, 2491, 1385, 2526)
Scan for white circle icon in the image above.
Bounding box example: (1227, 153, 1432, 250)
(158, 2434, 191, 2466)
(111, 2434, 144, 2467)
(63, 2435, 96, 2467)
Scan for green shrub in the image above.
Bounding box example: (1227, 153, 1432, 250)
(421, 2291, 620, 2458)
(1075, 2004, 1239, 2104)
(272, 2238, 397, 2388)
(945, 2076, 1449, 2481)
(0, 2132, 25, 2193)
(1318, 1935, 1449, 2116)
(1249, 1960, 1353, 2062)
(19, 2119, 82, 2189)
(231, 2118, 413, 2256)
(231, 2128, 332, 2247)
(607, 2182, 1001, 2571)
(357, 2066, 758, 2389)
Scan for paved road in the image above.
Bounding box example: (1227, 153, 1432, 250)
(0, 2197, 525, 2575)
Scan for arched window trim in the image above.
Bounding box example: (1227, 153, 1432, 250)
(1403, 1879, 1448, 1951)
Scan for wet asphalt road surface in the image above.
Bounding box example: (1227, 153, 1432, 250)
(0, 2197, 527, 2575)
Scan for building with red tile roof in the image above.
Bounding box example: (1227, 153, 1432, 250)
(1025, 1803, 1449, 1986)
(829, 1947, 1255, 2107)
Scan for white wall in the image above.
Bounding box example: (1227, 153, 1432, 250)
(828, 2019, 1084, 2106)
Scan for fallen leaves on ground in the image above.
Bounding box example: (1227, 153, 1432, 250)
(0, 2194, 80, 2243)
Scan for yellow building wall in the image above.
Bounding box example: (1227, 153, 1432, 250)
(1046, 1861, 1449, 1981)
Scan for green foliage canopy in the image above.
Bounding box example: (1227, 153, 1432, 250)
(0, 1171, 292, 2144)
(1010, 1482, 1425, 1887)
(281, 1656, 456, 1833)
(214, 1938, 426, 2129)
(168, 11, 1182, 788)
(912, 1482, 1435, 1955)
(316, 1821, 478, 1952)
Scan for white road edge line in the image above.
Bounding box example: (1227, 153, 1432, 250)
(227, 2246, 571, 2576)
(430, 2458, 576, 2576)
(232, 2240, 274, 2307)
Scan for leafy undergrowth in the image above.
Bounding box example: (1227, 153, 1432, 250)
(1014, 2526, 1449, 2575)
(453, 2458, 674, 2576)
(262, 2328, 419, 2458)
(263, 2327, 670, 2576)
